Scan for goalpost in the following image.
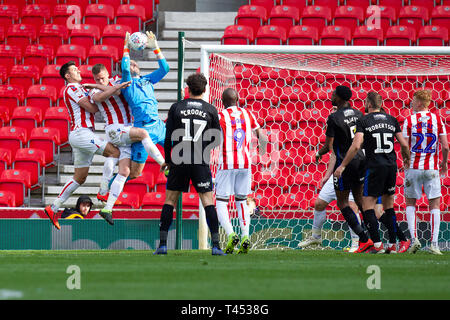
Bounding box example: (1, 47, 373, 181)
(196, 44, 450, 251)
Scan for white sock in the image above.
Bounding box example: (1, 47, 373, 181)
(406, 206, 417, 240)
(431, 209, 441, 245)
(142, 137, 164, 165)
(105, 174, 127, 211)
(99, 157, 118, 195)
(216, 200, 234, 236)
(52, 178, 80, 212)
(236, 199, 250, 238)
(312, 209, 326, 239)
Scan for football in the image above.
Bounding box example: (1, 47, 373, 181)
(129, 32, 148, 51)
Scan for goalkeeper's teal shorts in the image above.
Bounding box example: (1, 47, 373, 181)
(131, 119, 166, 164)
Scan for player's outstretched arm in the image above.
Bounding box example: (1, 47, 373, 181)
(143, 31, 170, 84)
(121, 32, 132, 83)
(334, 132, 363, 179)
(88, 81, 131, 103)
(316, 136, 333, 162)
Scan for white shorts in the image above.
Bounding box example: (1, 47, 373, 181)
(105, 123, 132, 161)
(404, 168, 441, 200)
(69, 128, 108, 168)
(215, 168, 251, 198)
(318, 175, 355, 203)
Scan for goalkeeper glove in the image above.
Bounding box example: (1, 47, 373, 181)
(146, 31, 159, 50)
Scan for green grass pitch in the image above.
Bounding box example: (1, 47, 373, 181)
(0, 250, 449, 300)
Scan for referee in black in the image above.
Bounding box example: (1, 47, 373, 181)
(316, 85, 372, 253)
(154, 72, 225, 255)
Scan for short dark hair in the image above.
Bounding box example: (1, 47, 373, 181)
(60, 61, 76, 80)
(366, 91, 382, 109)
(186, 73, 207, 96)
(222, 88, 239, 108)
(92, 63, 107, 75)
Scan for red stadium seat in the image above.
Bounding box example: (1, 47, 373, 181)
(221, 25, 255, 45)
(255, 25, 287, 45)
(2, 0, 26, 12)
(38, 24, 69, 54)
(83, 4, 115, 30)
(352, 26, 384, 46)
(417, 25, 449, 46)
(25, 84, 57, 112)
(431, 6, 450, 30)
(300, 6, 332, 34)
(79, 64, 95, 84)
(0, 65, 6, 85)
(8, 65, 40, 93)
(275, 193, 308, 211)
(0, 44, 21, 72)
(320, 25, 352, 45)
(385, 25, 417, 46)
(87, 45, 119, 74)
(115, 191, 141, 209)
(40, 64, 64, 93)
(268, 5, 300, 34)
(0, 190, 15, 207)
(309, 85, 333, 110)
(0, 26, 3, 45)
(0, 169, 31, 206)
(377, 0, 405, 15)
(279, 85, 309, 110)
(282, 0, 308, 11)
(254, 171, 290, 197)
(28, 127, 61, 169)
(409, 0, 437, 13)
(101, 24, 133, 54)
(20, 4, 51, 31)
(264, 107, 298, 132)
(123, 170, 155, 195)
(10, 106, 42, 138)
(182, 192, 200, 211)
(115, 4, 146, 33)
(128, 0, 158, 21)
(13, 147, 46, 192)
(249, 0, 275, 14)
(333, 5, 365, 33)
(154, 172, 167, 192)
(55, 44, 86, 65)
(65, 0, 91, 14)
(0, 4, 19, 28)
(42, 107, 70, 147)
(0, 85, 24, 113)
(346, 0, 373, 7)
(52, 4, 82, 26)
(141, 191, 165, 210)
(398, 6, 429, 34)
(0, 126, 28, 153)
(0, 148, 12, 175)
(312, 0, 339, 13)
(23, 44, 54, 73)
(287, 25, 319, 45)
(367, 5, 397, 32)
(69, 24, 101, 53)
(6, 24, 37, 55)
(289, 171, 318, 198)
(234, 5, 268, 36)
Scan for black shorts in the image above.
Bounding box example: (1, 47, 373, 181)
(166, 164, 213, 193)
(363, 165, 397, 197)
(334, 159, 365, 191)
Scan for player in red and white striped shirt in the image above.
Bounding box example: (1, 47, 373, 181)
(88, 64, 164, 221)
(402, 89, 449, 255)
(215, 88, 267, 254)
(44, 61, 127, 229)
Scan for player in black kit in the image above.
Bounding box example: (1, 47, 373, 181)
(316, 85, 372, 253)
(335, 92, 411, 253)
(154, 73, 225, 255)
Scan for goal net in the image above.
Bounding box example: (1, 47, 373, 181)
(199, 45, 450, 251)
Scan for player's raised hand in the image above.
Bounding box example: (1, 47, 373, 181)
(146, 31, 159, 49)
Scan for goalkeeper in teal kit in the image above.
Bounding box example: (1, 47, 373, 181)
(121, 31, 169, 175)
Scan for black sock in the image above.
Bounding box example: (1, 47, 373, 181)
(384, 208, 407, 242)
(159, 204, 174, 247)
(379, 210, 396, 244)
(204, 205, 220, 248)
(363, 209, 381, 243)
(341, 206, 368, 243)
